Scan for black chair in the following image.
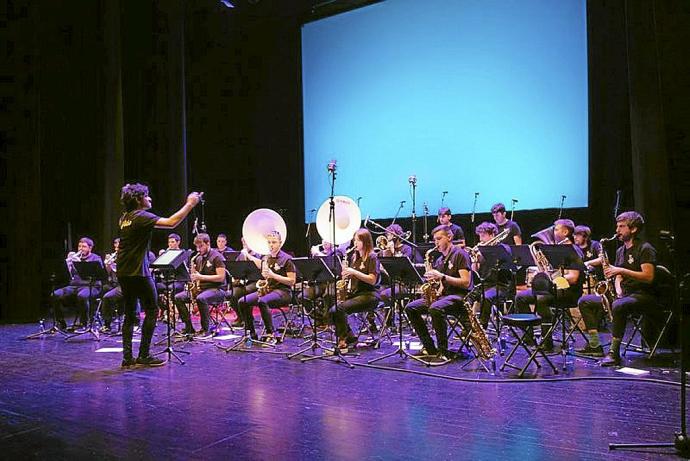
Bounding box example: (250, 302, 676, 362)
(623, 265, 676, 358)
(500, 313, 558, 377)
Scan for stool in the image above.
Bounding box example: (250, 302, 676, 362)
(500, 313, 558, 378)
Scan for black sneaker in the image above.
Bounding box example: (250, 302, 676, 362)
(121, 357, 136, 369)
(136, 356, 166, 367)
(575, 345, 605, 357)
(600, 352, 621, 367)
(195, 330, 213, 339)
(57, 320, 68, 331)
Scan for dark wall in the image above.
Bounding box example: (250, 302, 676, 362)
(1, 0, 688, 322)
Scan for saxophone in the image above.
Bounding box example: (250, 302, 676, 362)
(419, 246, 442, 305)
(336, 248, 354, 303)
(462, 286, 496, 360)
(256, 256, 271, 297)
(186, 253, 201, 303)
(595, 234, 619, 322)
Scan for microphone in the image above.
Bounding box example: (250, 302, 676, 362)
(512, 198, 518, 203)
(474, 192, 479, 198)
(357, 196, 362, 206)
(561, 195, 567, 200)
(400, 201, 406, 207)
(408, 175, 417, 185)
(309, 208, 317, 213)
(327, 160, 337, 173)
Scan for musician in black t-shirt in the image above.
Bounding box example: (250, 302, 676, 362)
(53, 237, 104, 329)
(174, 233, 227, 337)
(438, 207, 465, 246)
(514, 219, 584, 351)
(491, 203, 523, 245)
(238, 230, 296, 343)
(580, 211, 657, 367)
(117, 183, 201, 368)
(470, 222, 515, 328)
(405, 225, 473, 359)
(329, 228, 381, 351)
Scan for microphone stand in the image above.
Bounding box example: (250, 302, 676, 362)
(301, 163, 356, 368)
(391, 201, 405, 225)
(410, 176, 417, 245)
(305, 209, 316, 255)
(510, 199, 517, 223)
(422, 202, 430, 243)
(558, 195, 566, 219)
(470, 192, 479, 247)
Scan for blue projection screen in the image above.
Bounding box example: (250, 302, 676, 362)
(302, 0, 588, 221)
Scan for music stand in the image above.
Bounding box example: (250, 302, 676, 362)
(24, 274, 69, 339)
(368, 257, 424, 365)
(509, 245, 535, 268)
(151, 250, 192, 364)
(218, 260, 274, 351)
(65, 261, 107, 341)
(223, 250, 241, 262)
(539, 244, 585, 370)
(477, 245, 515, 352)
(288, 257, 336, 359)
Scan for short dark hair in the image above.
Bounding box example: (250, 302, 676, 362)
(554, 219, 575, 237)
(217, 233, 227, 240)
(120, 183, 149, 212)
(386, 224, 403, 237)
(574, 225, 591, 238)
(616, 211, 645, 233)
(491, 203, 506, 214)
(193, 233, 211, 245)
(431, 224, 453, 238)
(476, 222, 498, 236)
(438, 207, 451, 217)
(79, 237, 94, 248)
(168, 233, 181, 242)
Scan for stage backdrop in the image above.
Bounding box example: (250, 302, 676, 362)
(302, 0, 588, 221)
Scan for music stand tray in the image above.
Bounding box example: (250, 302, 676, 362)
(225, 261, 263, 283)
(509, 245, 535, 268)
(292, 257, 335, 283)
(477, 245, 515, 272)
(539, 244, 585, 272)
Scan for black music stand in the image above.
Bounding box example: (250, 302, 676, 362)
(151, 249, 192, 364)
(539, 244, 585, 370)
(24, 273, 70, 339)
(477, 245, 515, 353)
(509, 244, 535, 268)
(288, 257, 336, 359)
(368, 257, 424, 365)
(65, 261, 107, 341)
(223, 250, 241, 262)
(218, 260, 275, 351)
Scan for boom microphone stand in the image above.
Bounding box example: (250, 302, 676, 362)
(609, 232, 689, 456)
(300, 160, 357, 368)
(409, 175, 417, 245)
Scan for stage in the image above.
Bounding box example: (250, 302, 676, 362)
(0, 321, 683, 460)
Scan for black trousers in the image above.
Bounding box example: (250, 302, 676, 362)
(479, 284, 512, 327)
(405, 294, 466, 353)
(175, 288, 226, 332)
(119, 276, 158, 360)
(328, 292, 380, 339)
(52, 284, 101, 324)
(237, 289, 292, 335)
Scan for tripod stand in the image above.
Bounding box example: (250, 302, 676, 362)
(25, 274, 69, 339)
(368, 256, 423, 365)
(65, 261, 107, 342)
(153, 272, 190, 365)
(609, 234, 689, 456)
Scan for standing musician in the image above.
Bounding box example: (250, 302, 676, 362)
(53, 237, 104, 330)
(514, 219, 584, 351)
(578, 212, 657, 366)
(491, 203, 522, 245)
(470, 222, 514, 329)
(117, 183, 201, 368)
(174, 233, 227, 337)
(405, 225, 473, 359)
(437, 207, 466, 246)
(329, 228, 381, 351)
(237, 230, 296, 343)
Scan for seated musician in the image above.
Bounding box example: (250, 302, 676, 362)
(514, 219, 584, 351)
(329, 228, 381, 351)
(299, 239, 341, 321)
(174, 233, 227, 337)
(437, 207, 465, 246)
(491, 202, 523, 245)
(470, 222, 514, 329)
(53, 237, 104, 330)
(237, 230, 296, 343)
(405, 225, 472, 360)
(577, 212, 656, 366)
(377, 224, 413, 304)
(215, 233, 234, 253)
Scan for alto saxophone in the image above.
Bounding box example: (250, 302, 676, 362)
(419, 246, 442, 305)
(256, 256, 271, 297)
(336, 248, 354, 303)
(595, 234, 619, 322)
(461, 287, 496, 360)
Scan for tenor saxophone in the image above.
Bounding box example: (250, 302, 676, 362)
(461, 287, 496, 360)
(336, 248, 354, 303)
(595, 234, 619, 322)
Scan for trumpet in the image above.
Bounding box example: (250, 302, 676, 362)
(375, 231, 412, 252)
(66, 251, 83, 263)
